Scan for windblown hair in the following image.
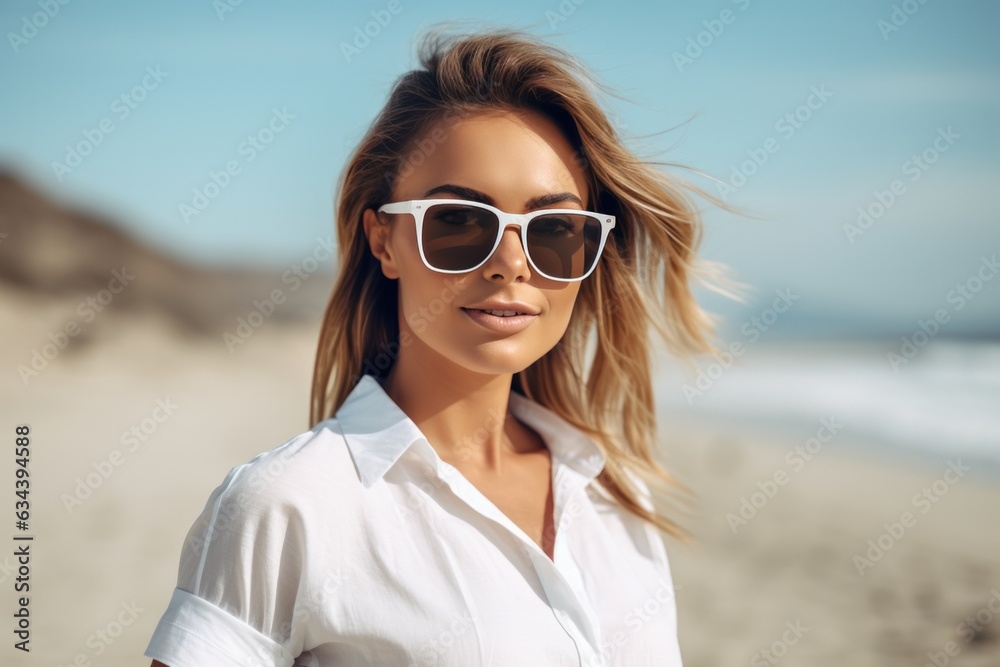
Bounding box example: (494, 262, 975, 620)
(310, 25, 746, 543)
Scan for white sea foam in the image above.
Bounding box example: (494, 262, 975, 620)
(654, 339, 1000, 463)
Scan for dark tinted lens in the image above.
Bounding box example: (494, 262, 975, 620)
(526, 213, 603, 279)
(422, 203, 499, 271)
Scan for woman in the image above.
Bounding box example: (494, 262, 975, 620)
(146, 25, 737, 667)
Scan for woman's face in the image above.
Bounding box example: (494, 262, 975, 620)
(363, 108, 590, 378)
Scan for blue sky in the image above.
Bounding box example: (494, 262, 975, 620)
(1, 0, 998, 337)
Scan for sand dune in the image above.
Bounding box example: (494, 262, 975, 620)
(0, 170, 332, 337)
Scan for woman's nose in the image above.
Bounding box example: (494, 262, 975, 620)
(482, 224, 530, 279)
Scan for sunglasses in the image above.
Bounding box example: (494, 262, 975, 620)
(376, 199, 616, 282)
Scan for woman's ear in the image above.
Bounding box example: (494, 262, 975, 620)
(362, 208, 400, 280)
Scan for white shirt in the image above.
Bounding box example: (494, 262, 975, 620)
(144, 373, 683, 666)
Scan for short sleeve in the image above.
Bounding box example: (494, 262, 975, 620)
(144, 461, 307, 667)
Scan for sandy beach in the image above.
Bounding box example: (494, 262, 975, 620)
(4, 4, 1000, 665)
(661, 415, 1000, 666)
(2, 279, 998, 666)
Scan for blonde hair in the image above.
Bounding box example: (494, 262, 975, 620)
(310, 25, 747, 543)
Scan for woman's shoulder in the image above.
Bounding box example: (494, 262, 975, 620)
(174, 418, 374, 595)
(175, 418, 371, 581)
(203, 417, 363, 517)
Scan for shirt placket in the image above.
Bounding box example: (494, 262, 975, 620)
(416, 441, 604, 667)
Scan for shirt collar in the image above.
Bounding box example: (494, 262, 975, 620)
(334, 374, 606, 488)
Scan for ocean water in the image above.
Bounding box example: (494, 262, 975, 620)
(653, 339, 1000, 472)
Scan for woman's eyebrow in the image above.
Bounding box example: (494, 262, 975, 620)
(422, 183, 584, 209)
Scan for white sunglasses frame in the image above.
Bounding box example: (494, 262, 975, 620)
(376, 198, 616, 282)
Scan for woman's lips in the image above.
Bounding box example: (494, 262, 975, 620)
(460, 307, 537, 333)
